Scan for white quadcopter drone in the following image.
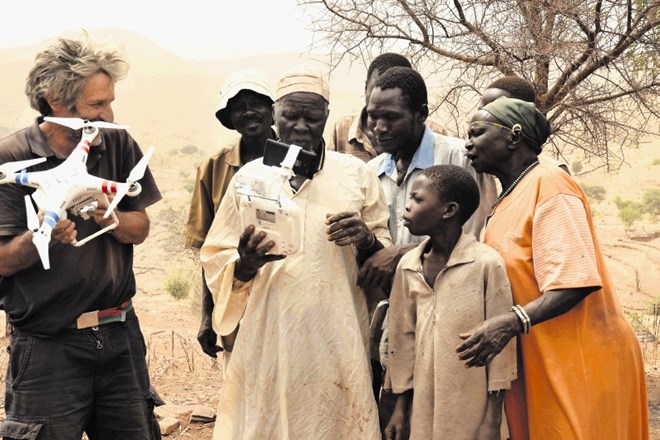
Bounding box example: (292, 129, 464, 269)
(0, 117, 154, 270)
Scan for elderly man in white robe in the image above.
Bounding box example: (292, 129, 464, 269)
(201, 65, 391, 440)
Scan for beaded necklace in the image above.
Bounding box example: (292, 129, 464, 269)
(492, 159, 539, 210)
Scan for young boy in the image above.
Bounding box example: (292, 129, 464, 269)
(384, 165, 516, 440)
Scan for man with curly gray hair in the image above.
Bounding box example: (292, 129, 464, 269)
(0, 34, 162, 439)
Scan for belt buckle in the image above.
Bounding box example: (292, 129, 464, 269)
(77, 310, 100, 329)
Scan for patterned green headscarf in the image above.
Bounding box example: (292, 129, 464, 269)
(481, 96, 552, 153)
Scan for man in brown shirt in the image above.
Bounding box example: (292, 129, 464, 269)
(184, 69, 275, 363)
(329, 53, 447, 162)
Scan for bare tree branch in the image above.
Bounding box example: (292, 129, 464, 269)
(300, 0, 660, 171)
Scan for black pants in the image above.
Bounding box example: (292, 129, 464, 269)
(0, 311, 161, 440)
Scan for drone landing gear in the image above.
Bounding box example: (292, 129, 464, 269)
(70, 194, 119, 247)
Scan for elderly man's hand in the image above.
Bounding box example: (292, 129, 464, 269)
(235, 224, 285, 281)
(325, 211, 374, 248)
(456, 313, 520, 368)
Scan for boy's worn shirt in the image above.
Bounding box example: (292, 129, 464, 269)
(388, 233, 516, 439)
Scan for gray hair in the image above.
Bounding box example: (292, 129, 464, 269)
(25, 35, 129, 116)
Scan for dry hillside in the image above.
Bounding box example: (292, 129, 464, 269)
(0, 29, 367, 155)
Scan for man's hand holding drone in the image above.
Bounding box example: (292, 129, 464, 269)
(91, 194, 116, 230)
(50, 218, 77, 245)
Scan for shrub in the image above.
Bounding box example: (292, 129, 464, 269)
(165, 267, 192, 300)
(642, 189, 660, 217)
(624, 310, 645, 333)
(571, 161, 583, 174)
(614, 197, 644, 230)
(581, 184, 606, 204)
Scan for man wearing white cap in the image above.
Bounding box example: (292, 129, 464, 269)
(185, 68, 275, 365)
(201, 64, 391, 439)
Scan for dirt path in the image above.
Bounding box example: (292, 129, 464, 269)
(133, 291, 223, 439)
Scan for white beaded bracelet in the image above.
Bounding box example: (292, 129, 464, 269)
(511, 305, 531, 334)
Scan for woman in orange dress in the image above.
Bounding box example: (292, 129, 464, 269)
(458, 96, 648, 440)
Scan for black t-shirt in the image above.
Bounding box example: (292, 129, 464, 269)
(0, 119, 162, 336)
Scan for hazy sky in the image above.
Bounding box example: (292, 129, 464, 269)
(1, 0, 314, 60)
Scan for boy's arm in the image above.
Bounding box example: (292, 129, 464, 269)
(384, 390, 412, 440)
(475, 390, 505, 440)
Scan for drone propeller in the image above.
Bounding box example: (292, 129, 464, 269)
(105, 185, 130, 219)
(128, 147, 154, 182)
(44, 117, 129, 131)
(32, 231, 51, 270)
(0, 157, 47, 174)
(23, 195, 50, 269)
(24, 196, 39, 232)
(103, 147, 155, 219)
